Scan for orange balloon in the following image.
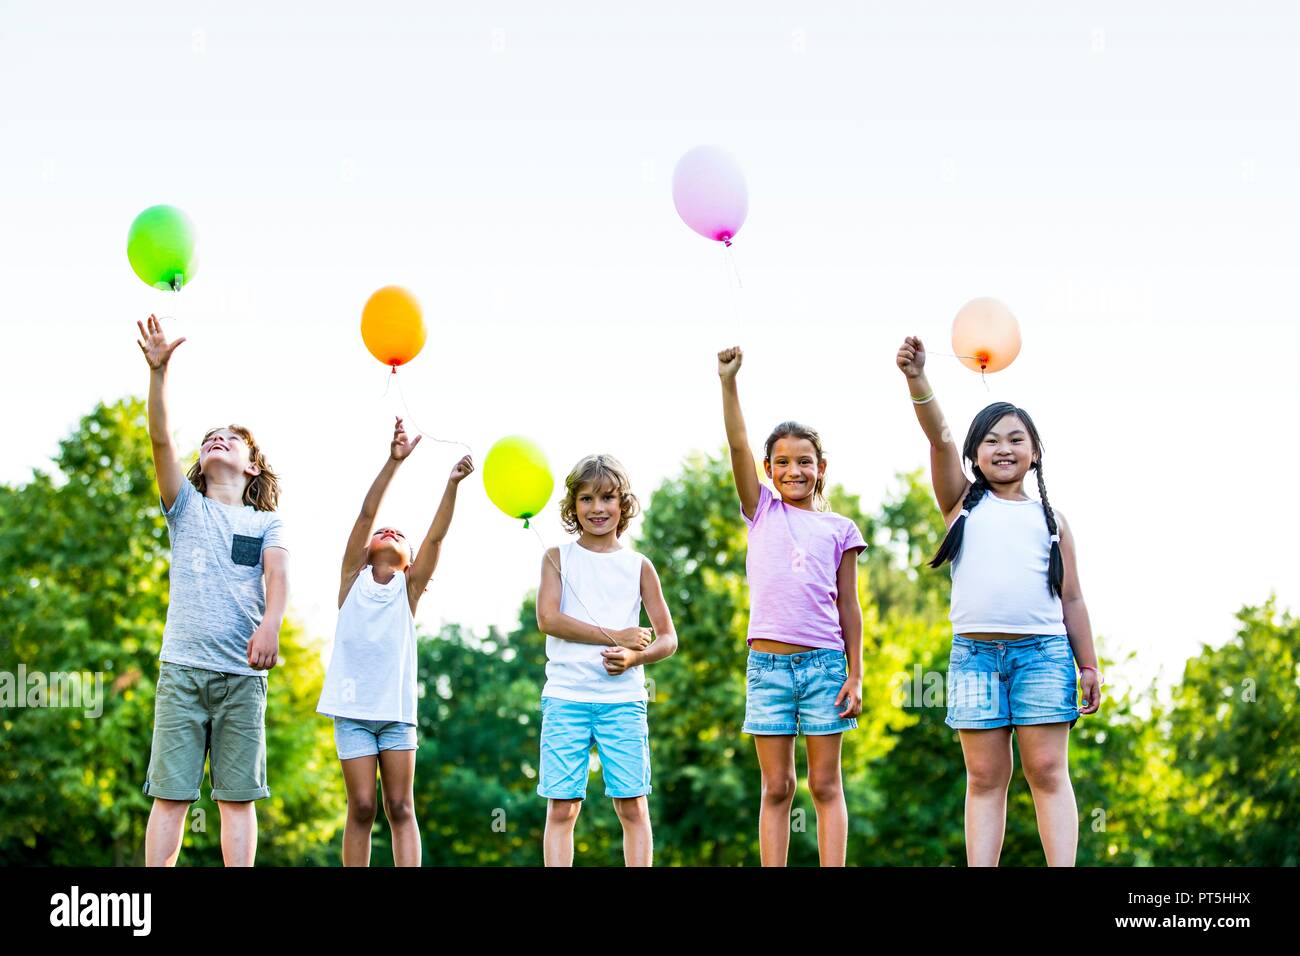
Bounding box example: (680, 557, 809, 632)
(361, 286, 426, 367)
(951, 297, 1021, 373)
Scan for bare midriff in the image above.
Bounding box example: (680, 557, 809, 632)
(750, 638, 819, 654)
(960, 632, 1029, 642)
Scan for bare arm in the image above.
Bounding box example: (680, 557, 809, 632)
(248, 547, 288, 671)
(407, 455, 474, 614)
(137, 314, 187, 511)
(1057, 512, 1101, 714)
(535, 548, 651, 649)
(339, 418, 418, 607)
(897, 335, 968, 518)
(834, 549, 864, 718)
(718, 346, 761, 520)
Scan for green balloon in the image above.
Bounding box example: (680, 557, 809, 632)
(483, 435, 554, 527)
(127, 205, 198, 291)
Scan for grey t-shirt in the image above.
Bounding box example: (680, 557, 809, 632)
(160, 479, 288, 676)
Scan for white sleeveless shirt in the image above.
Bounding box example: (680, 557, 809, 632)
(949, 493, 1065, 635)
(542, 541, 647, 704)
(317, 566, 419, 724)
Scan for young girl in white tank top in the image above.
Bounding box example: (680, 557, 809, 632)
(317, 418, 473, 866)
(897, 336, 1102, 867)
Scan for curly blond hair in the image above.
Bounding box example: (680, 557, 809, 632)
(186, 424, 280, 512)
(559, 454, 639, 536)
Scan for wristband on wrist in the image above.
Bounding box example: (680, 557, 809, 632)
(911, 391, 935, 405)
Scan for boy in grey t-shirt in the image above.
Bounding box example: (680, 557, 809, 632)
(136, 314, 289, 867)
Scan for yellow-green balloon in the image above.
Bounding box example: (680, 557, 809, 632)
(127, 204, 198, 291)
(483, 436, 553, 527)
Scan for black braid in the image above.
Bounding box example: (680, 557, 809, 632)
(1035, 461, 1065, 598)
(928, 472, 988, 568)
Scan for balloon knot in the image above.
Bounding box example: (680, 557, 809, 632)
(722, 237, 732, 247)
(522, 518, 530, 529)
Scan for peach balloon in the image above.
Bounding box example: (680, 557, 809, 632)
(361, 286, 426, 368)
(951, 297, 1021, 373)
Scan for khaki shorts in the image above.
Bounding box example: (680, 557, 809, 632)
(142, 662, 270, 802)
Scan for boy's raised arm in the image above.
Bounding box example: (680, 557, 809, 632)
(136, 314, 187, 511)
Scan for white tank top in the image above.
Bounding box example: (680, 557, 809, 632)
(542, 541, 647, 703)
(317, 566, 418, 724)
(949, 493, 1065, 635)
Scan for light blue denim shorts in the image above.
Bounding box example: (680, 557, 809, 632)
(537, 697, 652, 800)
(945, 634, 1080, 730)
(743, 648, 858, 736)
(333, 716, 417, 760)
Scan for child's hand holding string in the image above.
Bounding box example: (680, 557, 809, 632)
(717, 345, 743, 381)
(896, 336, 927, 378)
(448, 454, 474, 484)
(611, 626, 652, 650)
(601, 646, 642, 676)
(390, 416, 421, 461)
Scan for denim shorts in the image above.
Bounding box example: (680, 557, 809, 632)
(333, 716, 417, 760)
(945, 634, 1080, 730)
(537, 697, 652, 800)
(743, 648, 858, 736)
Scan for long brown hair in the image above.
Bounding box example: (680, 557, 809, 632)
(186, 425, 280, 512)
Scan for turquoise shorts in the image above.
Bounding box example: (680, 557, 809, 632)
(945, 634, 1080, 730)
(537, 697, 652, 800)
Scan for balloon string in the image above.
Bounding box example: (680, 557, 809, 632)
(720, 242, 742, 340)
(528, 525, 620, 648)
(927, 349, 992, 391)
(380, 367, 474, 456)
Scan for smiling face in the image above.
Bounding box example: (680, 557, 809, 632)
(575, 480, 621, 539)
(765, 436, 824, 504)
(367, 526, 412, 569)
(975, 413, 1038, 485)
(198, 427, 259, 480)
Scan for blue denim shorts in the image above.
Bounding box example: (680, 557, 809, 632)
(743, 648, 858, 736)
(537, 697, 652, 800)
(333, 716, 417, 760)
(945, 634, 1080, 730)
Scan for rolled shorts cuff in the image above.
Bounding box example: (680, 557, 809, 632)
(537, 786, 587, 801)
(1013, 711, 1080, 727)
(743, 721, 799, 735)
(210, 786, 271, 802)
(798, 717, 857, 735)
(141, 782, 200, 802)
(605, 786, 652, 799)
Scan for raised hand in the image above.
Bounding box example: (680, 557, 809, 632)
(896, 336, 926, 378)
(449, 454, 475, 484)
(390, 417, 421, 461)
(136, 314, 186, 370)
(717, 345, 743, 381)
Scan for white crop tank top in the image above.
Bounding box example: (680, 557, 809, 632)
(949, 493, 1065, 635)
(542, 541, 647, 704)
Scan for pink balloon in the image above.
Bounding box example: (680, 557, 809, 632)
(672, 146, 748, 245)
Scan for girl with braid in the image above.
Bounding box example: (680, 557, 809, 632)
(896, 335, 1101, 867)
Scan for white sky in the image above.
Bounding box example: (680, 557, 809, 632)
(1, 2, 1296, 694)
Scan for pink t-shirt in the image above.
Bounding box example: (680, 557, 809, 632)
(740, 482, 867, 651)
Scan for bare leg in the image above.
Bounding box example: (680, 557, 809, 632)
(144, 798, 190, 867)
(340, 755, 379, 867)
(378, 748, 421, 867)
(543, 798, 582, 866)
(1016, 723, 1077, 866)
(612, 796, 652, 867)
(805, 733, 847, 866)
(216, 800, 257, 867)
(958, 728, 1014, 866)
(753, 735, 798, 867)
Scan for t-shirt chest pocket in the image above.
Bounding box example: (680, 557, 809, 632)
(230, 533, 264, 568)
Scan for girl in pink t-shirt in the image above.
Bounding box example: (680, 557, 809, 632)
(718, 346, 867, 867)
